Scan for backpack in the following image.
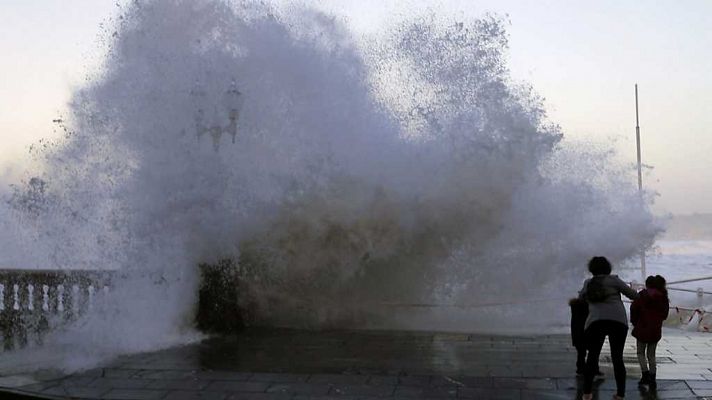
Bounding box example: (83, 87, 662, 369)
(586, 276, 609, 303)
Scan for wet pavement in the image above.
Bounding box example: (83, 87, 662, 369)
(1, 328, 711, 399)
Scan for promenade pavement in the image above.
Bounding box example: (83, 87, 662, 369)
(0, 328, 710, 400)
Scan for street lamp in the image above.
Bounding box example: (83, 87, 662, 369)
(191, 80, 243, 151)
(225, 80, 243, 145)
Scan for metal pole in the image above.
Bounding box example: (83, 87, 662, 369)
(635, 84, 646, 282)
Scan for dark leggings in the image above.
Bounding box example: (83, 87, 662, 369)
(576, 343, 600, 374)
(576, 343, 586, 372)
(584, 320, 629, 397)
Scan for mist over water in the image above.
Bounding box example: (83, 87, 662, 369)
(1, 0, 660, 367)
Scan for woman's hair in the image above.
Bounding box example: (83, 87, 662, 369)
(569, 297, 584, 307)
(645, 275, 668, 296)
(588, 256, 612, 275)
(645, 275, 656, 288)
(654, 275, 668, 296)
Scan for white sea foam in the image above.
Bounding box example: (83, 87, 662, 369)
(0, 0, 662, 369)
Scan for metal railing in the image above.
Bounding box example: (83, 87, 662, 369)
(630, 275, 712, 332)
(631, 275, 712, 305)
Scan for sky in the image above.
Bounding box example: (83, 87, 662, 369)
(1, 0, 711, 214)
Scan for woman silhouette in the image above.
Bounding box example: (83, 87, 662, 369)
(579, 256, 639, 400)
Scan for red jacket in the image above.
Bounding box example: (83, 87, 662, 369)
(630, 288, 669, 343)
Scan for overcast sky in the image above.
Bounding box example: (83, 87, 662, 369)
(1, 1, 710, 214)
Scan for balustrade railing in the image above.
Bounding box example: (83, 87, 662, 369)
(0, 269, 113, 351)
(0, 263, 243, 352)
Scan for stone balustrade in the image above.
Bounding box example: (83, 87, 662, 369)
(0, 269, 113, 351)
(0, 263, 244, 352)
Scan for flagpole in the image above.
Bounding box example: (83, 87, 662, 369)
(635, 84, 646, 283)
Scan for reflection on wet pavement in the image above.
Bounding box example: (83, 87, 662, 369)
(3, 328, 712, 399)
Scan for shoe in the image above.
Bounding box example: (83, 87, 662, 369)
(612, 395, 624, 400)
(582, 393, 593, 400)
(638, 371, 650, 386)
(649, 372, 657, 389)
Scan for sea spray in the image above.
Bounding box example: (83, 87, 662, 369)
(0, 0, 660, 368)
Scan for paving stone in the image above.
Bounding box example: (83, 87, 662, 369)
(308, 374, 370, 385)
(101, 388, 168, 399)
(433, 334, 470, 342)
(487, 368, 523, 378)
(58, 375, 99, 386)
(77, 368, 107, 378)
(18, 381, 61, 392)
(520, 389, 572, 399)
(449, 376, 492, 388)
(596, 389, 653, 399)
(195, 371, 253, 381)
(594, 378, 643, 390)
(329, 384, 395, 397)
(249, 373, 309, 382)
(228, 393, 293, 400)
(266, 382, 331, 396)
(87, 377, 151, 389)
(661, 373, 707, 380)
(458, 387, 520, 399)
(688, 380, 712, 389)
(165, 390, 229, 400)
(135, 370, 201, 380)
(650, 389, 699, 398)
(395, 385, 457, 398)
(397, 375, 432, 387)
(102, 368, 143, 379)
(654, 380, 691, 391)
(42, 385, 112, 398)
(205, 381, 269, 392)
(429, 375, 464, 387)
(640, 389, 696, 400)
(366, 375, 399, 385)
(144, 379, 210, 390)
(491, 377, 557, 390)
(692, 389, 712, 397)
(553, 377, 578, 391)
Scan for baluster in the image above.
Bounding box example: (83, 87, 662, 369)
(42, 285, 50, 311)
(13, 284, 20, 310)
(57, 285, 65, 312)
(72, 285, 80, 313)
(88, 285, 95, 310)
(0, 283, 4, 311)
(27, 284, 34, 311)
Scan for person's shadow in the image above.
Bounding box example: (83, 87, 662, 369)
(637, 385, 658, 400)
(574, 376, 660, 399)
(574, 375, 604, 399)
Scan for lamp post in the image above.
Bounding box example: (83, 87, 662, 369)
(225, 80, 243, 144)
(191, 80, 243, 151)
(635, 84, 646, 283)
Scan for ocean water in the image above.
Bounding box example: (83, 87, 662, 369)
(638, 240, 712, 288)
